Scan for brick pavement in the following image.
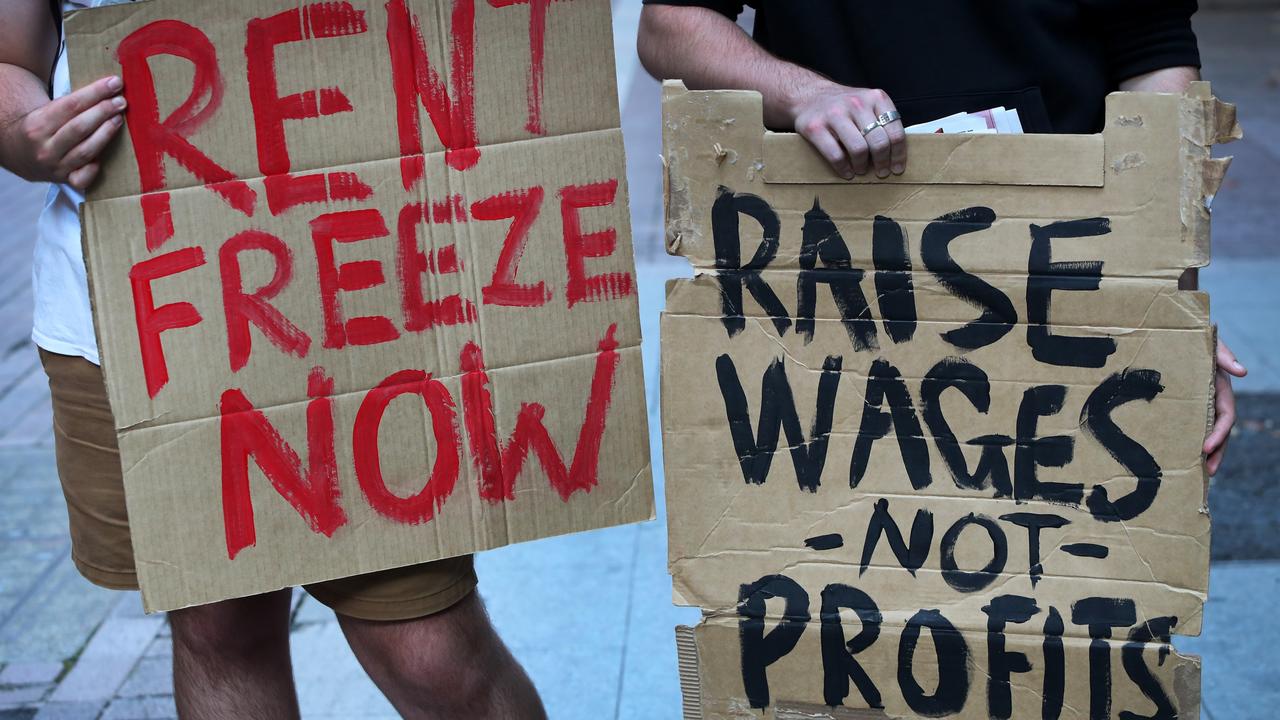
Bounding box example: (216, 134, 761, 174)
(0, 7, 1278, 720)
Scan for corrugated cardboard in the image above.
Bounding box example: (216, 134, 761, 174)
(661, 81, 1238, 718)
(68, 0, 654, 612)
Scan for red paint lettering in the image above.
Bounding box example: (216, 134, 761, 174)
(400, 156, 426, 190)
(245, 2, 367, 176)
(397, 203, 477, 332)
(472, 186, 549, 307)
(116, 21, 256, 224)
(311, 209, 400, 348)
(460, 323, 621, 502)
(140, 193, 174, 251)
(220, 367, 345, 559)
(220, 230, 311, 371)
(263, 171, 373, 216)
(385, 0, 479, 170)
(560, 179, 632, 307)
(353, 369, 461, 524)
(431, 194, 468, 224)
(487, 0, 564, 135)
(129, 247, 206, 398)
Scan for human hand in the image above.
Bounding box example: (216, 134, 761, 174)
(789, 81, 906, 180)
(7, 75, 125, 190)
(1204, 338, 1246, 475)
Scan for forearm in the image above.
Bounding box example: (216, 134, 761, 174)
(638, 5, 835, 128)
(0, 65, 54, 176)
(1119, 65, 1200, 93)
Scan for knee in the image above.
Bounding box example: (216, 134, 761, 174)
(344, 596, 501, 711)
(169, 592, 290, 661)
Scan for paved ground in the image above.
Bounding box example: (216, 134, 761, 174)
(0, 7, 1278, 720)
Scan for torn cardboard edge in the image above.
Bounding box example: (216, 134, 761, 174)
(662, 81, 1241, 280)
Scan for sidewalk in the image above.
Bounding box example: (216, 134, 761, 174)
(1, 7, 1278, 720)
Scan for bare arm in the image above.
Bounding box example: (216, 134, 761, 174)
(1119, 65, 1200, 93)
(0, 0, 126, 189)
(638, 5, 906, 179)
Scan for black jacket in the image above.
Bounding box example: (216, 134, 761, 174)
(643, 0, 1201, 133)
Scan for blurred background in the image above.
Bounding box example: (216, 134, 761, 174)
(1, 2, 1278, 718)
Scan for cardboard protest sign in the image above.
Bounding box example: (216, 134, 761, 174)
(68, 0, 653, 612)
(660, 81, 1239, 718)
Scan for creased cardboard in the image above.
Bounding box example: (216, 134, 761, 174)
(661, 80, 1238, 719)
(68, 0, 653, 612)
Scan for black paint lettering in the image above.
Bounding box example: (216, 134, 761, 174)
(939, 513, 1007, 593)
(1014, 385, 1084, 506)
(716, 354, 842, 492)
(1043, 607, 1066, 720)
(921, 206, 1015, 350)
(921, 358, 1013, 496)
(820, 584, 883, 709)
(860, 498, 933, 577)
(738, 575, 810, 709)
(898, 609, 970, 716)
(999, 512, 1070, 587)
(872, 215, 917, 343)
(1072, 597, 1138, 720)
(982, 595, 1041, 719)
(805, 533, 844, 551)
(1027, 218, 1117, 368)
(1063, 543, 1110, 559)
(711, 186, 791, 338)
(1082, 369, 1165, 522)
(798, 200, 878, 351)
(1120, 616, 1178, 720)
(850, 359, 931, 490)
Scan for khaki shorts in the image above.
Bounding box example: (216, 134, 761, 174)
(40, 348, 476, 621)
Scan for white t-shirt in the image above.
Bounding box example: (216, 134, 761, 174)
(33, 0, 133, 364)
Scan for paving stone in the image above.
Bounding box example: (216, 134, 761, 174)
(50, 618, 163, 704)
(291, 622, 395, 719)
(113, 658, 169, 700)
(32, 701, 104, 720)
(1179, 561, 1280, 720)
(0, 686, 48, 708)
(99, 696, 176, 720)
(106, 596, 147, 621)
(290, 596, 335, 627)
(0, 708, 37, 720)
(140, 638, 169, 661)
(0, 664, 62, 687)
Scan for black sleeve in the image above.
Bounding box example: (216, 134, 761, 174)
(1085, 0, 1201, 84)
(640, 0, 745, 21)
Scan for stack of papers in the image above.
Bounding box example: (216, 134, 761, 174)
(906, 106, 1024, 134)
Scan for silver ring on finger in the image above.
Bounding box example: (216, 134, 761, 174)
(861, 120, 881, 136)
(877, 110, 901, 126)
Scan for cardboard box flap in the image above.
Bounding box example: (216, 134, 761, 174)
(662, 81, 1235, 279)
(762, 133, 1104, 188)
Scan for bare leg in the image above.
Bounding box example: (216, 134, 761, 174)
(338, 591, 545, 719)
(169, 589, 300, 720)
